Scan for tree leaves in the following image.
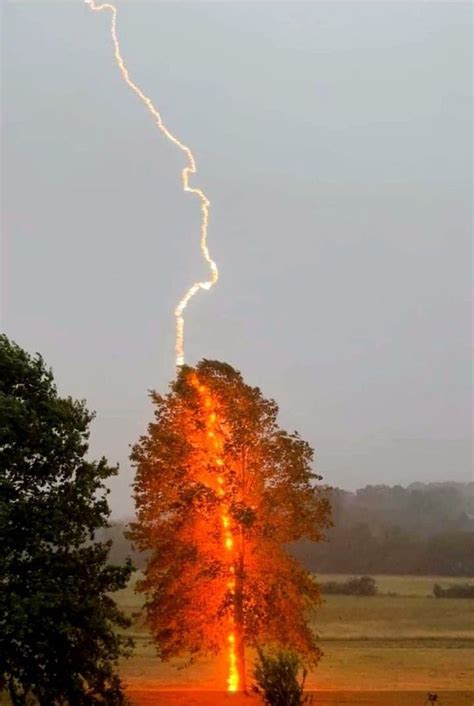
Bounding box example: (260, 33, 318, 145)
(130, 360, 331, 670)
(0, 335, 133, 705)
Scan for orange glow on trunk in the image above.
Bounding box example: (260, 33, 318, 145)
(190, 374, 240, 692)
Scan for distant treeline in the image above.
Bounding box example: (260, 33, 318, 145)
(101, 481, 474, 576)
(293, 481, 474, 576)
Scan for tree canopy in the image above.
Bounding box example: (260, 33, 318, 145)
(0, 335, 133, 705)
(130, 359, 331, 691)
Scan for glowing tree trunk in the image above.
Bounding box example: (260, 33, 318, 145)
(234, 549, 247, 692)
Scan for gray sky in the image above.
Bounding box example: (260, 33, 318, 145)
(2, 1, 472, 517)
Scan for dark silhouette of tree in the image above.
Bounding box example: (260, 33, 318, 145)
(0, 335, 133, 705)
(130, 360, 331, 691)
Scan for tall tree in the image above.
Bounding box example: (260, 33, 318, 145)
(130, 360, 331, 691)
(0, 335, 133, 705)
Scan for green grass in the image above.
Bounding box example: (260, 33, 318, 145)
(116, 574, 474, 694)
(314, 594, 474, 640)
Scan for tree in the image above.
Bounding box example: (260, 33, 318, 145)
(0, 335, 133, 705)
(130, 360, 331, 691)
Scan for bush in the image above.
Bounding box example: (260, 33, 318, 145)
(253, 649, 312, 706)
(321, 576, 377, 596)
(433, 583, 474, 598)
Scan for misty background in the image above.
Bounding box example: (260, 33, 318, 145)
(2, 1, 472, 517)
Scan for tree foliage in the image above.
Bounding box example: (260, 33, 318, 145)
(130, 360, 331, 688)
(0, 335, 133, 705)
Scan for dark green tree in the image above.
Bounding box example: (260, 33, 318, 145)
(0, 335, 133, 705)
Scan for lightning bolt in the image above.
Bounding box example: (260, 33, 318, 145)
(86, 1, 218, 368)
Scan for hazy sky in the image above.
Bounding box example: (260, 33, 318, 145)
(2, 1, 472, 516)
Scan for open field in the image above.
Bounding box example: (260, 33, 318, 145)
(1, 575, 472, 705)
(314, 574, 474, 599)
(126, 693, 473, 706)
(116, 574, 474, 704)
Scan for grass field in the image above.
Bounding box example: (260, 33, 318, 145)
(116, 573, 474, 704)
(4, 575, 470, 705)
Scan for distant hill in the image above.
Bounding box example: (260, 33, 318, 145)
(100, 481, 474, 576)
(327, 481, 474, 536)
(294, 481, 474, 576)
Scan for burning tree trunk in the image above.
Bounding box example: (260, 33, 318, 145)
(130, 360, 331, 692)
(234, 544, 247, 692)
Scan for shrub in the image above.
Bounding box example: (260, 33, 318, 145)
(321, 576, 378, 596)
(433, 583, 474, 598)
(253, 649, 312, 706)
(346, 576, 377, 596)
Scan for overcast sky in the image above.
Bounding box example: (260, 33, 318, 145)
(2, 1, 472, 516)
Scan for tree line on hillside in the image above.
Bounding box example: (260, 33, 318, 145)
(294, 483, 474, 576)
(103, 481, 474, 577)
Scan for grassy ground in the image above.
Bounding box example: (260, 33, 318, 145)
(117, 573, 474, 702)
(2, 575, 472, 705)
(126, 694, 473, 706)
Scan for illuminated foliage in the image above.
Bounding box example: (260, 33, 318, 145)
(130, 360, 331, 690)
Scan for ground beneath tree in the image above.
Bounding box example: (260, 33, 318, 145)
(118, 575, 474, 704)
(126, 690, 473, 706)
